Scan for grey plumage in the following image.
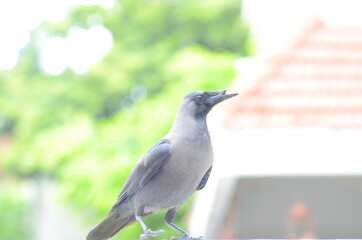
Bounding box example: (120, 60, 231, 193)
(86, 90, 238, 240)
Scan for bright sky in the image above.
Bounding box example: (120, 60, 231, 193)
(0, 0, 114, 74)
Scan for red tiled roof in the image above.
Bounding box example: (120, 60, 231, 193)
(226, 17, 362, 129)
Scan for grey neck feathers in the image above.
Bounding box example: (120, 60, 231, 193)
(168, 112, 209, 140)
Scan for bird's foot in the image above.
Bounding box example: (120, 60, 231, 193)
(140, 228, 165, 240)
(168, 235, 204, 240)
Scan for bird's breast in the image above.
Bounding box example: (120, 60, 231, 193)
(168, 136, 213, 183)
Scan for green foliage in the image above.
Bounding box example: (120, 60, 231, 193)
(0, 183, 31, 240)
(0, 0, 252, 239)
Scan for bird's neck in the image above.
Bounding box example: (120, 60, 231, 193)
(168, 113, 209, 140)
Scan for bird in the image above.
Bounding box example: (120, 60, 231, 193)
(86, 90, 238, 240)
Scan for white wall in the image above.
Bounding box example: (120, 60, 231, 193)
(243, 0, 362, 57)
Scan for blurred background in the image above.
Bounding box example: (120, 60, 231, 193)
(0, 0, 251, 239)
(191, 0, 362, 239)
(1, 0, 362, 239)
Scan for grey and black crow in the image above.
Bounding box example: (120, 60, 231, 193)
(86, 90, 238, 240)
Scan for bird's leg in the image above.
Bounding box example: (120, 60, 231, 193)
(136, 215, 165, 240)
(165, 208, 204, 240)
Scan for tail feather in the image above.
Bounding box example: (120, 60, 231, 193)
(86, 208, 135, 240)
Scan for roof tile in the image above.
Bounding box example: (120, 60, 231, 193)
(226, 17, 362, 129)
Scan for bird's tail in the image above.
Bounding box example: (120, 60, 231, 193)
(86, 206, 135, 240)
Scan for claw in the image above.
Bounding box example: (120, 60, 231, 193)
(193, 237, 204, 240)
(170, 237, 181, 240)
(140, 228, 165, 240)
(167, 235, 204, 240)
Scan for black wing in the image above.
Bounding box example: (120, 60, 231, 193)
(196, 166, 212, 191)
(109, 139, 171, 212)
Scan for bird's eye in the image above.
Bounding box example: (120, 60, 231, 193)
(194, 95, 203, 104)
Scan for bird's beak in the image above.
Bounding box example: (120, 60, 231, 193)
(205, 90, 238, 107)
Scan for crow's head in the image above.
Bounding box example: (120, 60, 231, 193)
(181, 90, 238, 118)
